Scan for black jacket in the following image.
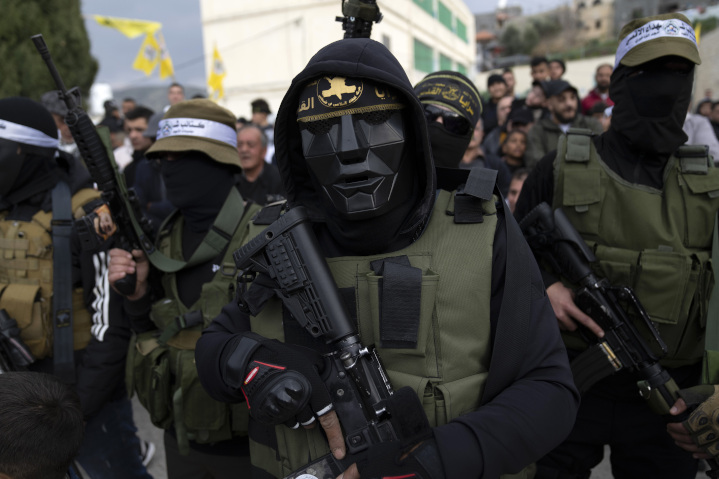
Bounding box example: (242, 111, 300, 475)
(196, 38, 578, 478)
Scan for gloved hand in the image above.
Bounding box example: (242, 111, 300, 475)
(351, 387, 445, 479)
(677, 385, 719, 458)
(222, 332, 333, 428)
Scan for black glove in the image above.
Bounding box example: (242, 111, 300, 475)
(357, 386, 445, 479)
(222, 332, 333, 428)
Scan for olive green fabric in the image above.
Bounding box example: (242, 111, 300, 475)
(247, 189, 504, 477)
(618, 13, 701, 67)
(146, 98, 241, 167)
(553, 130, 719, 368)
(126, 201, 262, 448)
(0, 188, 99, 359)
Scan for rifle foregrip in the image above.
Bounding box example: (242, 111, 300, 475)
(115, 272, 138, 297)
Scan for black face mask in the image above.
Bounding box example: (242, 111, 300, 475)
(427, 122, 473, 168)
(0, 140, 57, 209)
(160, 153, 236, 232)
(299, 110, 415, 220)
(610, 59, 693, 155)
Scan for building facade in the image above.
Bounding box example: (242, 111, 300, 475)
(200, 0, 475, 120)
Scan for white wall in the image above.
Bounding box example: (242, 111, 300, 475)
(200, 0, 475, 119)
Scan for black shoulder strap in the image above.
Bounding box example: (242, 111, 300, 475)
(480, 186, 531, 404)
(51, 181, 75, 383)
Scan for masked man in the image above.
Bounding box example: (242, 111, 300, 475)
(515, 13, 719, 479)
(194, 38, 579, 479)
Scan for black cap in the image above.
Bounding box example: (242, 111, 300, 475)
(251, 98, 271, 114)
(531, 80, 549, 94)
(545, 80, 578, 98)
(508, 107, 534, 125)
(487, 74, 506, 87)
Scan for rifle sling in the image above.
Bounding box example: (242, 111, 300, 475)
(51, 181, 75, 383)
(146, 187, 245, 273)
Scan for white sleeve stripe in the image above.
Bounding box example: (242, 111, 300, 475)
(90, 252, 110, 342)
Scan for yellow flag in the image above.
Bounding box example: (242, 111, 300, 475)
(93, 15, 161, 39)
(157, 31, 175, 80)
(695, 22, 702, 46)
(132, 33, 161, 76)
(208, 45, 226, 101)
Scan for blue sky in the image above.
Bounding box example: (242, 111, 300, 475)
(83, 0, 568, 89)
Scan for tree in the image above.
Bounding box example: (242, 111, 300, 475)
(0, 0, 97, 103)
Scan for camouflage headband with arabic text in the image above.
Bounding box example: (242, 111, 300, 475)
(297, 76, 405, 122)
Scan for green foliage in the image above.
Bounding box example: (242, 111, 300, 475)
(695, 17, 718, 36)
(560, 38, 619, 61)
(499, 16, 560, 56)
(0, 0, 97, 103)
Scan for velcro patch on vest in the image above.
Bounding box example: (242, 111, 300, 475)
(253, 203, 285, 225)
(370, 256, 421, 349)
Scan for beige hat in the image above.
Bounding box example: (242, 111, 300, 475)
(616, 13, 701, 68)
(146, 99, 240, 167)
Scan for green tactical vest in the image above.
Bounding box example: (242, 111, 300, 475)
(0, 188, 99, 359)
(554, 129, 719, 367)
(245, 191, 533, 479)
(126, 202, 262, 448)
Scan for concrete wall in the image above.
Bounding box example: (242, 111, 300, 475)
(200, 0, 475, 119)
(695, 26, 719, 103)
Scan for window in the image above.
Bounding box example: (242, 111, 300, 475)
(457, 63, 468, 75)
(414, 39, 434, 73)
(440, 53, 453, 71)
(438, 2, 453, 30)
(456, 19, 468, 42)
(595, 19, 602, 29)
(414, 0, 434, 16)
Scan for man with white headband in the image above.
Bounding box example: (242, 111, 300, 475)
(108, 99, 260, 478)
(0, 96, 154, 477)
(515, 13, 719, 478)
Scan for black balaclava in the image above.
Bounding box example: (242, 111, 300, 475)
(609, 56, 693, 156)
(0, 98, 60, 210)
(427, 123, 473, 168)
(414, 71, 482, 168)
(160, 152, 236, 234)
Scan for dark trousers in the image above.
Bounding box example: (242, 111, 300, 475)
(536, 389, 698, 479)
(76, 396, 152, 478)
(164, 431, 252, 479)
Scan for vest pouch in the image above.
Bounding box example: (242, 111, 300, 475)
(131, 331, 172, 429)
(434, 373, 487, 426)
(695, 252, 714, 330)
(635, 250, 694, 326)
(366, 270, 439, 375)
(0, 283, 50, 359)
(681, 172, 719, 249)
(176, 348, 232, 443)
(592, 243, 638, 290)
(150, 297, 181, 332)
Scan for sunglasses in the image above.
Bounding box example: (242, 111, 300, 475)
(423, 104, 472, 136)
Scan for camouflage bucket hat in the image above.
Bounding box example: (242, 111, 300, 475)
(616, 13, 701, 68)
(146, 98, 240, 167)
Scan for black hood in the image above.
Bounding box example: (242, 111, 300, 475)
(274, 38, 436, 239)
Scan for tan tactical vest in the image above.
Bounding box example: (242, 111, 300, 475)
(246, 190, 516, 477)
(126, 203, 261, 449)
(554, 130, 719, 367)
(0, 188, 99, 358)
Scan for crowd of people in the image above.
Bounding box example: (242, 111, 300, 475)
(2, 10, 719, 479)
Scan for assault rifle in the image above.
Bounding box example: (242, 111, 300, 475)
(0, 309, 35, 374)
(519, 202, 719, 477)
(32, 34, 156, 296)
(233, 207, 397, 478)
(336, 0, 383, 39)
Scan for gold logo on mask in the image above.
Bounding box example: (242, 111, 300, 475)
(317, 76, 363, 108)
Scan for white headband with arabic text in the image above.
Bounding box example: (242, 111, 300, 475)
(157, 118, 237, 148)
(0, 119, 60, 149)
(615, 19, 697, 68)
